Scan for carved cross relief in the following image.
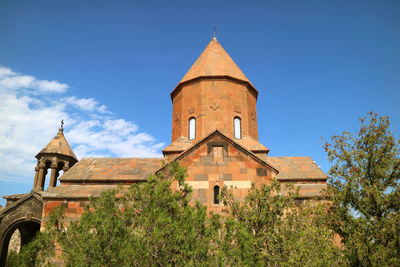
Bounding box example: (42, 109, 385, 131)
(210, 103, 220, 111)
(234, 104, 241, 113)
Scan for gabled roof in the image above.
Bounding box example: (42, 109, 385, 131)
(59, 158, 164, 183)
(36, 127, 77, 161)
(0, 192, 43, 219)
(163, 134, 269, 156)
(158, 130, 279, 174)
(172, 38, 257, 96)
(267, 157, 328, 181)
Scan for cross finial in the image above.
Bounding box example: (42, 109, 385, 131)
(212, 24, 217, 41)
(61, 119, 64, 128)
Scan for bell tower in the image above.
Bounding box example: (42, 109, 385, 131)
(33, 123, 77, 191)
(164, 37, 269, 160)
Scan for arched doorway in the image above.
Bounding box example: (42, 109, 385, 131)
(0, 193, 43, 267)
(0, 220, 41, 266)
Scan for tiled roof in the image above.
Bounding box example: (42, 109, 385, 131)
(0, 192, 43, 218)
(163, 134, 269, 154)
(267, 157, 328, 180)
(236, 135, 269, 153)
(163, 136, 193, 153)
(36, 128, 77, 161)
(173, 38, 255, 93)
(42, 184, 122, 199)
(59, 158, 163, 183)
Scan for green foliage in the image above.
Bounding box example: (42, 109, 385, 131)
(45, 161, 220, 266)
(5, 231, 54, 267)
(217, 180, 344, 266)
(5, 249, 18, 267)
(324, 111, 400, 265)
(8, 161, 345, 266)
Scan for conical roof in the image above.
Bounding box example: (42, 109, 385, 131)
(36, 127, 77, 160)
(173, 38, 256, 93)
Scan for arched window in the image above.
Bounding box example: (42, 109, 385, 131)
(189, 117, 196, 140)
(234, 117, 241, 139)
(213, 185, 220, 204)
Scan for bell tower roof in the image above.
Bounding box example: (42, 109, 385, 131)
(172, 38, 257, 95)
(35, 127, 77, 161)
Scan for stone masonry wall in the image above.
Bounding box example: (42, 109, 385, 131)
(171, 79, 258, 142)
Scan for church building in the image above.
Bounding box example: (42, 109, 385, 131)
(0, 37, 328, 264)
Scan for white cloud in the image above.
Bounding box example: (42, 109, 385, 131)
(0, 65, 164, 183)
(0, 66, 15, 77)
(0, 66, 68, 93)
(97, 105, 108, 114)
(36, 80, 68, 93)
(0, 75, 34, 90)
(64, 96, 110, 113)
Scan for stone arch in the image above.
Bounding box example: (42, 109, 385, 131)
(55, 161, 65, 186)
(0, 193, 43, 266)
(41, 160, 53, 189)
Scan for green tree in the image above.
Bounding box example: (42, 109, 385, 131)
(217, 180, 344, 266)
(6, 162, 220, 266)
(46, 161, 220, 266)
(9, 162, 346, 266)
(324, 112, 400, 266)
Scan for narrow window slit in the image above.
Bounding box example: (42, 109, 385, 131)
(189, 117, 196, 140)
(234, 117, 241, 139)
(213, 185, 220, 204)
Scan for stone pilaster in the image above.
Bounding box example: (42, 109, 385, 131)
(33, 167, 39, 189)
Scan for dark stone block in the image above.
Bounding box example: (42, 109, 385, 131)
(222, 174, 232, 181)
(256, 168, 267, 176)
(198, 189, 207, 203)
(195, 174, 208, 181)
(294, 199, 304, 206)
(200, 156, 213, 162)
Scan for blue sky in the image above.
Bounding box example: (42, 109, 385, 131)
(0, 0, 399, 206)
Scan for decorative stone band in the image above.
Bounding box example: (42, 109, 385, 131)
(179, 181, 209, 189)
(223, 181, 251, 189)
